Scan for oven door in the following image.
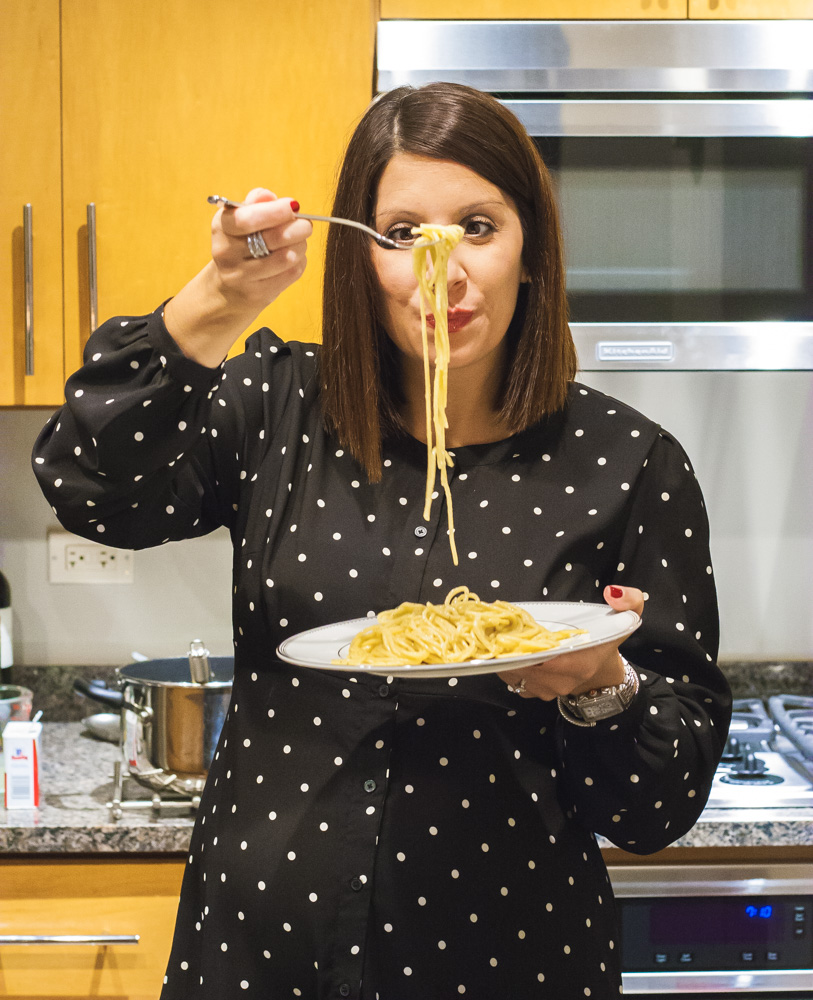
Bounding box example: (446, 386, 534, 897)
(609, 863, 813, 996)
(505, 99, 813, 371)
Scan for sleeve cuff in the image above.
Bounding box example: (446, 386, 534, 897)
(146, 302, 226, 394)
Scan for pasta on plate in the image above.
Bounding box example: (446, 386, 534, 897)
(335, 587, 587, 667)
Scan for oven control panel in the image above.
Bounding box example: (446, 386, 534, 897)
(619, 896, 811, 973)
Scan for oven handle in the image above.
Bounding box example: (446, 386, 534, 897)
(503, 99, 813, 138)
(622, 968, 813, 994)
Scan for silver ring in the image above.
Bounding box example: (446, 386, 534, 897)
(507, 678, 527, 695)
(247, 231, 270, 258)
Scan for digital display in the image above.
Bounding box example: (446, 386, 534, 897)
(650, 898, 783, 945)
(619, 896, 811, 972)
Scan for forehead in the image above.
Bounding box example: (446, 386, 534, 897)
(374, 153, 509, 217)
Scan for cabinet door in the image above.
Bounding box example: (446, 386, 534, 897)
(0, 858, 185, 998)
(0, 0, 65, 406)
(380, 1, 688, 17)
(60, 0, 376, 376)
(690, 0, 813, 15)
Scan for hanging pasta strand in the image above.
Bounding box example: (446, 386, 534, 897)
(411, 223, 465, 565)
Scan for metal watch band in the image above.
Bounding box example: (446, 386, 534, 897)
(557, 658, 639, 728)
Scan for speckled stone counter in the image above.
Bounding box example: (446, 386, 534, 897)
(2, 723, 811, 855)
(0, 722, 194, 853)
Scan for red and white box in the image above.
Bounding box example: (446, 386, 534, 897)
(3, 720, 42, 809)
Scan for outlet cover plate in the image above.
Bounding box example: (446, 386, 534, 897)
(48, 529, 134, 584)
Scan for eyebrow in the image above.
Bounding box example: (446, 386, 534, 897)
(376, 200, 507, 222)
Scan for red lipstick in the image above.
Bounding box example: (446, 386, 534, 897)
(426, 309, 473, 333)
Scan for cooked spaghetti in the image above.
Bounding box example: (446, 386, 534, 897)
(335, 586, 586, 666)
(412, 223, 465, 566)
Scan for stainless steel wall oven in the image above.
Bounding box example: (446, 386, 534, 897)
(608, 862, 813, 996)
(376, 19, 813, 371)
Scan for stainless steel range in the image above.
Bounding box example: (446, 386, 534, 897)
(610, 696, 813, 996)
(706, 696, 813, 810)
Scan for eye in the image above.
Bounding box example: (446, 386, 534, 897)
(463, 217, 495, 240)
(383, 224, 418, 246)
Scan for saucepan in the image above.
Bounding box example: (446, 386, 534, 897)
(74, 642, 233, 795)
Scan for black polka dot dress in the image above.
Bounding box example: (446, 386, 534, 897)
(33, 308, 732, 1000)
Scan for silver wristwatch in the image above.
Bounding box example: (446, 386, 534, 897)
(557, 658, 639, 727)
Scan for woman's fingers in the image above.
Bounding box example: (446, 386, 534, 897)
(209, 189, 313, 307)
(603, 584, 645, 617)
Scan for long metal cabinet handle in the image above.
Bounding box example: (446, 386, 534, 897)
(24, 204, 34, 375)
(87, 202, 98, 333)
(0, 934, 140, 945)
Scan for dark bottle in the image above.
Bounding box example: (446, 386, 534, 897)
(0, 570, 12, 683)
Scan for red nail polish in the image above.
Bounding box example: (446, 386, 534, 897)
(290, 200, 300, 213)
(610, 586, 623, 599)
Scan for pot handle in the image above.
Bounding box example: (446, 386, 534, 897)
(73, 677, 124, 708)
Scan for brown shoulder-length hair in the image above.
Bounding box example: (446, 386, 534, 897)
(321, 82, 576, 482)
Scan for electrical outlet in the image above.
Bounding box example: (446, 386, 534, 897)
(48, 529, 134, 584)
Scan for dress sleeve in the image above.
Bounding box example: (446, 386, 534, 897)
(32, 307, 273, 550)
(554, 430, 732, 854)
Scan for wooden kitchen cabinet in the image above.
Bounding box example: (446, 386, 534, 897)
(2, 0, 377, 408)
(0, 0, 65, 406)
(0, 857, 186, 998)
(689, 0, 813, 15)
(380, 0, 688, 17)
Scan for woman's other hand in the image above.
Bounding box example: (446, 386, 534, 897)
(164, 189, 313, 368)
(497, 585, 644, 701)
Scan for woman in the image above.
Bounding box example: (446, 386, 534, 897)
(33, 83, 730, 999)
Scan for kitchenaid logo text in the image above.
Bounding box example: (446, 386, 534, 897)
(597, 341, 675, 362)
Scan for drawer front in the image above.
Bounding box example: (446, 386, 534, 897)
(0, 859, 185, 999)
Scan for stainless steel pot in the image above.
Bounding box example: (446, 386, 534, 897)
(74, 646, 233, 795)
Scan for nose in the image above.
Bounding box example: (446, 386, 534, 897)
(445, 249, 467, 288)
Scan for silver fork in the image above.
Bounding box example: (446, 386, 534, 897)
(207, 195, 440, 250)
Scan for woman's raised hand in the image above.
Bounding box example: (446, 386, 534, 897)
(497, 585, 645, 702)
(211, 189, 313, 311)
(164, 188, 313, 369)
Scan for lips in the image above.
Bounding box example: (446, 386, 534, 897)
(426, 309, 473, 333)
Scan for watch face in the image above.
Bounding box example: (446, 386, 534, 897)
(579, 692, 626, 721)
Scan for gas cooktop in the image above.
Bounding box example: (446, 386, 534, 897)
(706, 696, 813, 810)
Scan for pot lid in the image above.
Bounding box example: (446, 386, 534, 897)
(119, 656, 233, 688)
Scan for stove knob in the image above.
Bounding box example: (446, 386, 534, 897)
(737, 752, 767, 776)
(721, 735, 742, 762)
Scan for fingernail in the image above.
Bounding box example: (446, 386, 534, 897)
(290, 200, 300, 213)
(610, 586, 623, 599)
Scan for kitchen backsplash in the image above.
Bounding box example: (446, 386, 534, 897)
(1, 368, 812, 665)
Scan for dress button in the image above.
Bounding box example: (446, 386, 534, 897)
(339, 984, 351, 997)
(350, 877, 363, 891)
(378, 683, 390, 698)
(414, 525, 428, 537)
(364, 779, 377, 793)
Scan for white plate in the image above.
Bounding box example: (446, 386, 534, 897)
(276, 602, 641, 679)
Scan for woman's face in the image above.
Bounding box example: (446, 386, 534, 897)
(372, 153, 526, 376)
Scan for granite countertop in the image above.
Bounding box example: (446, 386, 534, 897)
(1, 722, 811, 854)
(0, 722, 195, 853)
